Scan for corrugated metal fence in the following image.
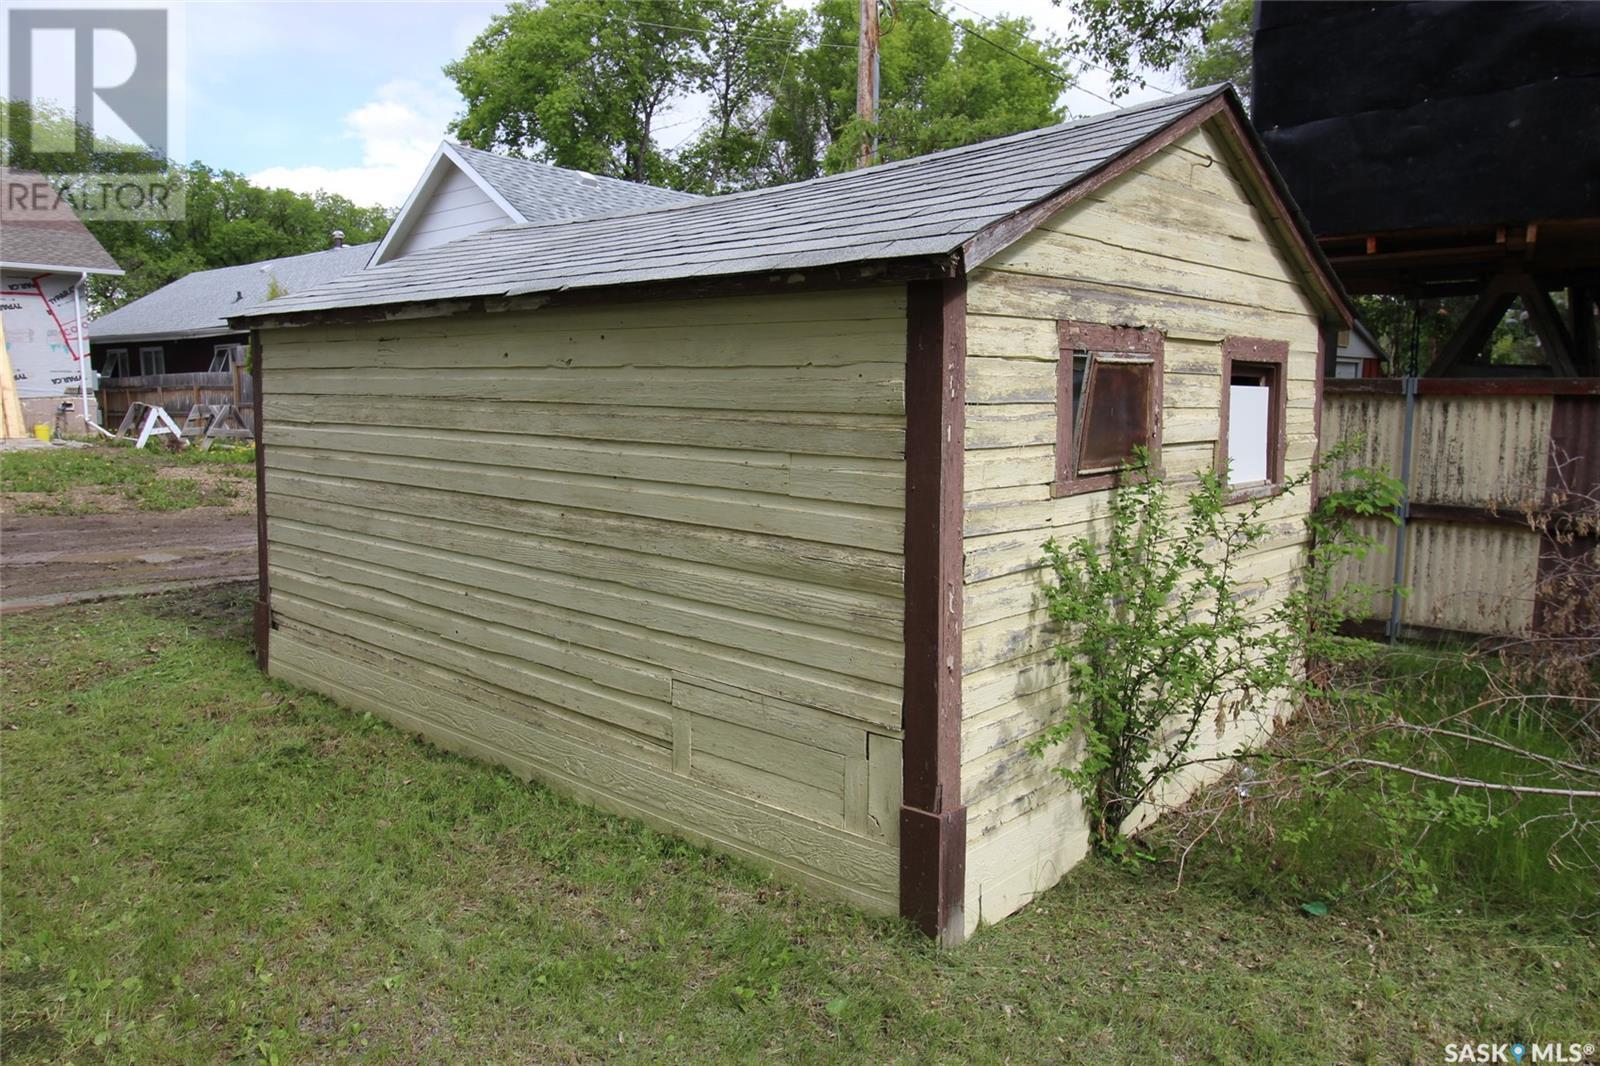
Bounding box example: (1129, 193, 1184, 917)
(1321, 378, 1600, 639)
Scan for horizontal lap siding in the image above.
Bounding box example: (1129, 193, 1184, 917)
(261, 288, 908, 912)
(391, 164, 512, 259)
(959, 126, 1325, 936)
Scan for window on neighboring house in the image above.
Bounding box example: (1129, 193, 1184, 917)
(102, 348, 130, 378)
(1053, 322, 1164, 497)
(138, 346, 166, 375)
(1334, 356, 1364, 379)
(1218, 336, 1289, 499)
(210, 344, 242, 372)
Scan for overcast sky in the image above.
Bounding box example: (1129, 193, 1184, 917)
(102, 0, 1184, 209)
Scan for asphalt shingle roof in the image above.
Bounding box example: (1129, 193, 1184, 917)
(238, 88, 1228, 320)
(452, 143, 703, 223)
(89, 242, 377, 343)
(0, 169, 122, 274)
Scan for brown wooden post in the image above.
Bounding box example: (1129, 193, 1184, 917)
(251, 330, 270, 671)
(900, 275, 967, 945)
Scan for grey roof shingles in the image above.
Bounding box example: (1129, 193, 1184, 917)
(89, 241, 378, 343)
(0, 169, 122, 274)
(452, 143, 702, 224)
(236, 88, 1230, 321)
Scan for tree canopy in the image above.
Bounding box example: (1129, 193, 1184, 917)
(1175, 0, 1251, 105)
(2, 101, 392, 311)
(446, 0, 1070, 193)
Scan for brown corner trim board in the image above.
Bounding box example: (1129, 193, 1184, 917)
(900, 276, 968, 945)
(251, 329, 270, 671)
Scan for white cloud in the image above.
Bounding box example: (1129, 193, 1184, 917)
(248, 79, 459, 209)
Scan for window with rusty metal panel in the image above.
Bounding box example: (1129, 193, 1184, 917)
(1054, 322, 1164, 497)
(1077, 357, 1155, 473)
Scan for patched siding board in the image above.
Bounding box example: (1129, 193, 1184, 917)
(957, 123, 1326, 937)
(261, 287, 907, 912)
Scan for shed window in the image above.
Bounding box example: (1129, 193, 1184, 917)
(102, 348, 129, 378)
(1217, 336, 1289, 500)
(1054, 322, 1164, 497)
(138, 346, 166, 375)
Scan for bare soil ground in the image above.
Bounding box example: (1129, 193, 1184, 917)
(1, 510, 255, 610)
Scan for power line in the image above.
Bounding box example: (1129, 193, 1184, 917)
(564, 7, 855, 50)
(926, 0, 1174, 103)
(911, 2, 1071, 87)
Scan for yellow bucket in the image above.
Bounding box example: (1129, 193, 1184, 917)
(32, 423, 51, 441)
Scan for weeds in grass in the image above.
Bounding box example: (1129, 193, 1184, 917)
(1, 443, 253, 514)
(1154, 649, 1600, 920)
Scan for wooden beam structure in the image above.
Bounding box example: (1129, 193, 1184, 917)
(1422, 263, 1586, 377)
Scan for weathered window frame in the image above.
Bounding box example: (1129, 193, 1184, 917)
(1217, 336, 1289, 503)
(138, 346, 166, 376)
(102, 347, 129, 378)
(1053, 322, 1165, 498)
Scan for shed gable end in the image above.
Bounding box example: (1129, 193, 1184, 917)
(956, 122, 1328, 938)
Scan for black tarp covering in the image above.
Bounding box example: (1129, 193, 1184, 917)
(1251, 1, 1600, 236)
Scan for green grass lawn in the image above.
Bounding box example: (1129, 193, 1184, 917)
(0, 444, 254, 515)
(2, 588, 1594, 1063)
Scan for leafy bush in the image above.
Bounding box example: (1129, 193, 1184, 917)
(1032, 445, 1402, 854)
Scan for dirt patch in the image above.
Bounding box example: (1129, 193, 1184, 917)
(1, 509, 256, 610)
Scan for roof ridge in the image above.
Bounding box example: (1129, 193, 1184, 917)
(448, 141, 703, 199)
(449, 85, 1226, 235)
(232, 86, 1304, 325)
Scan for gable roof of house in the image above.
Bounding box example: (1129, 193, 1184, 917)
(0, 169, 122, 275)
(367, 142, 704, 267)
(88, 241, 377, 344)
(237, 87, 1351, 326)
(451, 143, 704, 222)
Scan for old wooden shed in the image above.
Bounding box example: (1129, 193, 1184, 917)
(233, 86, 1351, 945)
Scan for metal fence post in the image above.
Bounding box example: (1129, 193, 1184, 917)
(1385, 374, 1418, 641)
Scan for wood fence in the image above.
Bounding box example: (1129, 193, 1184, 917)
(1321, 378, 1599, 639)
(97, 368, 253, 432)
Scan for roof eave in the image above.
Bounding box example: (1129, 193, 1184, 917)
(961, 85, 1355, 328)
(89, 325, 239, 345)
(229, 254, 961, 332)
(1, 260, 125, 277)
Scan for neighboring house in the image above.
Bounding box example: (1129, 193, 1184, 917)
(369, 141, 703, 267)
(234, 86, 1352, 945)
(85, 239, 376, 431)
(0, 168, 123, 437)
(88, 239, 378, 380)
(86, 146, 702, 428)
(1333, 318, 1386, 378)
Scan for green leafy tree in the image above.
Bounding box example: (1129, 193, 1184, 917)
(815, 0, 1068, 171)
(1058, 0, 1218, 98)
(3, 100, 391, 311)
(674, 0, 808, 191)
(447, 0, 1070, 190)
(447, 0, 704, 183)
(1177, 0, 1252, 104)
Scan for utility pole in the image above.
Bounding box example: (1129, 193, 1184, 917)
(856, 0, 879, 168)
